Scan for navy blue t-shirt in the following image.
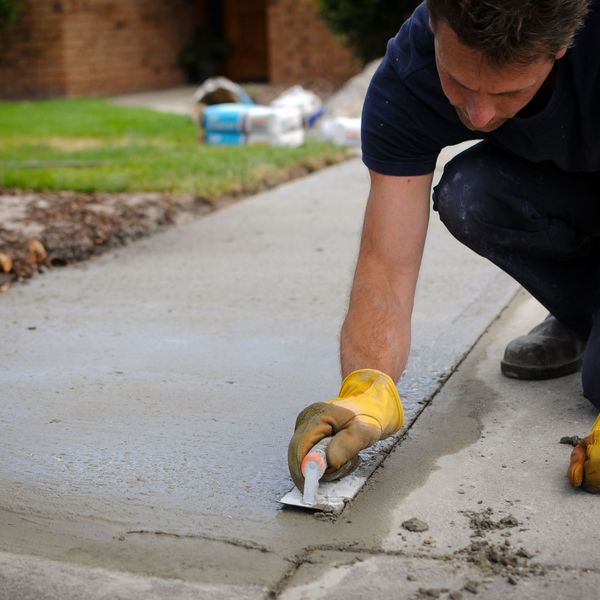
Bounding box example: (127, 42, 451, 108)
(362, 0, 600, 175)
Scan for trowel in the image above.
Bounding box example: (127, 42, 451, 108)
(279, 437, 365, 513)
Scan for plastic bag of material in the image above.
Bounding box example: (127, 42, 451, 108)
(271, 85, 324, 127)
(245, 106, 303, 135)
(318, 117, 361, 147)
(247, 129, 305, 148)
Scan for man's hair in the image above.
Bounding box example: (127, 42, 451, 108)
(428, 0, 591, 65)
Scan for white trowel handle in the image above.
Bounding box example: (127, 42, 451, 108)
(301, 437, 332, 505)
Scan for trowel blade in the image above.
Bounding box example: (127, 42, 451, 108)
(279, 437, 400, 513)
(278, 473, 367, 514)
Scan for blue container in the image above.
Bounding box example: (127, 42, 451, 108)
(205, 131, 246, 146)
(203, 103, 248, 133)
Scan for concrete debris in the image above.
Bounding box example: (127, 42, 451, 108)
(402, 518, 430, 532)
(461, 507, 519, 535)
(454, 507, 545, 586)
(416, 587, 450, 598)
(463, 580, 480, 594)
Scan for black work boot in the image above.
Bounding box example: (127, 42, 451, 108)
(501, 315, 586, 380)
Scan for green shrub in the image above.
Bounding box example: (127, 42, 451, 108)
(0, 0, 21, 29)
(317, 0, 420, 63)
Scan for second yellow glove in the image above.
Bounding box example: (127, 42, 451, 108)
(568, 413, 600, 493)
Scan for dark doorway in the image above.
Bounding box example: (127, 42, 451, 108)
(222, 0, 269, 82)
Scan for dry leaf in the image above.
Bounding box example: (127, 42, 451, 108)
(28, 240, 47, 265)
(0, 253, 12, 273)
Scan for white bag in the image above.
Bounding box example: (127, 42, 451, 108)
(271, 85, 324, 127)
(319, 117, 361, 147)
(244, 106, 303, 135)
(247, 129, 305, 148)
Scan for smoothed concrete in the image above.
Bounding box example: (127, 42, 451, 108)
(0, 551, 263, 600)
(1, 153, 518, 592)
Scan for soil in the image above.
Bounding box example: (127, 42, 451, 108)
(0, 155, 345, 292)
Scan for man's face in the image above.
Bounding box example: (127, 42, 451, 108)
(433, 20, 566, 133)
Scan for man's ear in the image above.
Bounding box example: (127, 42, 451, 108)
(555, 47, 567, 59)
(428, 16, 434, 32)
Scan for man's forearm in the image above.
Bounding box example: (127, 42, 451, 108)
(338, 170, 432, 383)
(340, 260, 412, 381)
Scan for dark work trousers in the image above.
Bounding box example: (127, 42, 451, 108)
(432, 141, 600, 409)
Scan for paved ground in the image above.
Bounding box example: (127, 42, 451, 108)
(111, 86, 198, 117)
(1, 154, 597, 599)
(279, 292, 600, 599)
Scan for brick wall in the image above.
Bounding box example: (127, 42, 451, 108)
(0, 0, 199, 98)
(267, 0, 361, 86)
(0, 1, 67, 98)
(0, 0, 361, 99)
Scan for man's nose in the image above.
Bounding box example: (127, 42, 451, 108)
(465, 95, 495, 129)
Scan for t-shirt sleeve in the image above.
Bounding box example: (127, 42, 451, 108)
(361, 54, 445, 176)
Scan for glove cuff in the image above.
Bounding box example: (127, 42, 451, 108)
(339, 367, 398, 395)
(339, 368, 404, 435)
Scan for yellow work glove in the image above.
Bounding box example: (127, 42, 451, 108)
(287, 369, 404, 490)
(568, 414, 600, 493)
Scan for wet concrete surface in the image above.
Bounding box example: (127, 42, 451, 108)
(0, 154, 520, 594)
(280, 293, 600, 599)
(0, 550, 264, 600)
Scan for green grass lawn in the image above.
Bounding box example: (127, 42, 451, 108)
(0, 99, 348, 196)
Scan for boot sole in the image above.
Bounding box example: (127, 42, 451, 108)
(500, 357, 583, 381)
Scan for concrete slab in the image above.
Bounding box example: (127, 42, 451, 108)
(379, 293, 600, 571)
(0, 154, 516, 590)
(0, 551, 264, 600)
(280, 292, 600, 598)
(280, 551, 600, 600)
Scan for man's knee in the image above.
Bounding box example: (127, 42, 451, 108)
(433, 152, 490, 249)
(433, 142, 556, 258)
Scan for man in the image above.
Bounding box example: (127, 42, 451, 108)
(288, 0, 600, 493)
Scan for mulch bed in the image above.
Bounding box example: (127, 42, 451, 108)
(0, 189, 213, 292)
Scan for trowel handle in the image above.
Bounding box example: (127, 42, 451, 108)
(301, 436, 332, 480)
